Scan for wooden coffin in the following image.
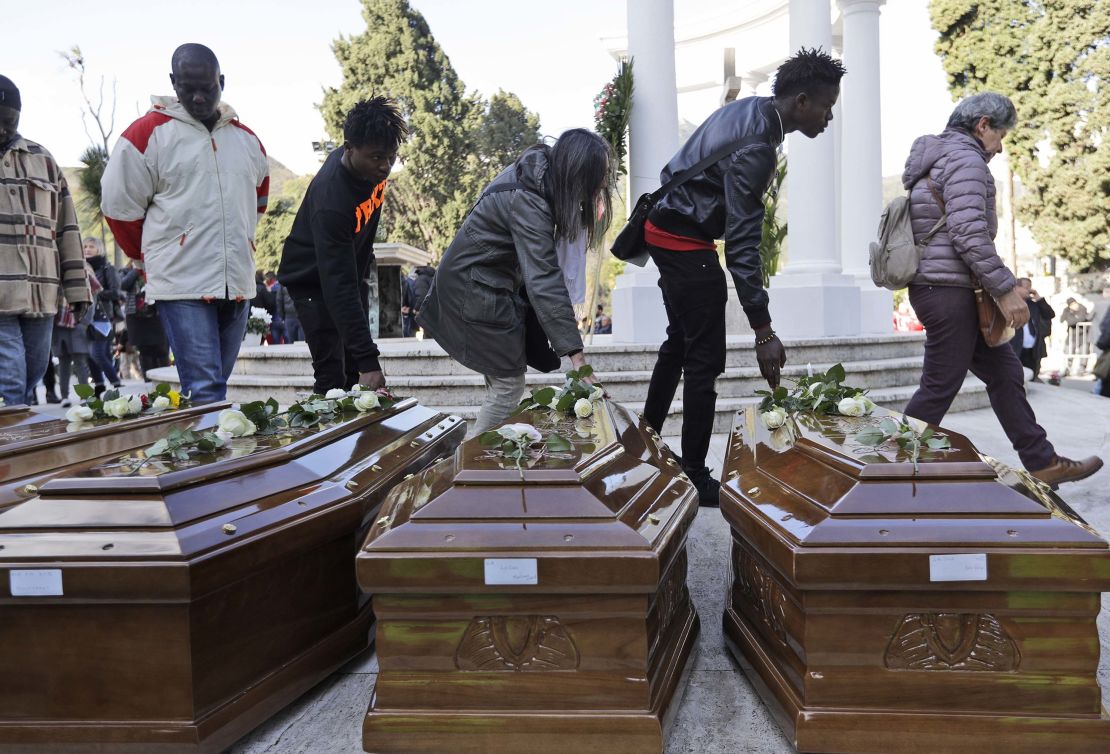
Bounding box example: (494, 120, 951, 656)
(356, 400, 699, 754)
(721, 406, 1110, 753)
(0, 398, 465, 753)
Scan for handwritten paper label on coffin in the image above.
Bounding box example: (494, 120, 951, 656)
(929, 554, 987, 582)
(9, 569, 63, 596)
(484, 558, 538, 586)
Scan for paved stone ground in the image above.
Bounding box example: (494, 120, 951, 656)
(25, 377, 1109, 752)
(224, 381, 1109, 754)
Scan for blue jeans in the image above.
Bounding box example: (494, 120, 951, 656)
(284, 318, 303, 343)
(88, 335, 121, 386)
(158, 299, 248, 404)
(0, 315, 55, 405)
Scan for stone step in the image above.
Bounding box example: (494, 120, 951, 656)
(229, 333, 927, 377)
(197, 357, 919, 406)
(429, 378, 990, 435)
(149, 365, 990, 435)
(152, 356, 927, 408)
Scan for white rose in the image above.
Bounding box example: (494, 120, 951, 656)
(573, 398, 593, 419)
(353, 392, 381, 412)
(127, 395, 143, 415)
(150, 395, 171, 412)
(217, 409, 257, 437)
(348, 384, 366, 393)
(66, 405, 95, 423)
(103, 396, 133, 419)
(589, 385, 604, 402)
(324, 388, 347, 400)
(759, 406, 788, 430)
(837, 396, 874, 417)
(497, 423, 542, 444)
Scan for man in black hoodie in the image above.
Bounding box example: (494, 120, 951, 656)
(278, 97, 408, 392)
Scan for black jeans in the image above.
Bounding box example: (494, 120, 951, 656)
(295, 295, 361, 394)
(643, 246, 727, 473)
(904, 285, 1055, 471)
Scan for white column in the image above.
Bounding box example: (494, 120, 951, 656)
(767, 0, 860, 337)
(838, 0, 891, 334)
(610, 0, 678, 345)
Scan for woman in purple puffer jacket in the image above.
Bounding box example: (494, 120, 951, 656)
(901, 92, 1101, 489)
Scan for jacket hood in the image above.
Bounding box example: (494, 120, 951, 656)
(148, 95, 239, 129)
(513, 145, 552, 202)
(902, 127, 988, 189)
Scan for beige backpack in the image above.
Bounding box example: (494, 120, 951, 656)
(869, 194, 945, 290)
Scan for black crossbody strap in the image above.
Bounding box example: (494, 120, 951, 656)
(480, 181, 542, 199)
(650, 133, 766, 203)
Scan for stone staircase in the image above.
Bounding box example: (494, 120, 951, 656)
(150, 333, 990, 432)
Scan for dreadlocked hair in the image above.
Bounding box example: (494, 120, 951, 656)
(772, 47, 846, 99)
(343, 96, 409, 151)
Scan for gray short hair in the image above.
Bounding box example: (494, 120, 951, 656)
(947, 92, 1018, 132)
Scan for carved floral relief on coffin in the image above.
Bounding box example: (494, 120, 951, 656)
(884, 613, 1021, 671)
(454, 616, 580, 672)
(734, 543, 789, 646)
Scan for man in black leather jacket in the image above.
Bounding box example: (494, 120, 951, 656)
(643, 48, 846, 505)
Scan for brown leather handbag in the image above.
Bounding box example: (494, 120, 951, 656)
(974, 288, 1015, 347)
(926, 179, 1014, 348)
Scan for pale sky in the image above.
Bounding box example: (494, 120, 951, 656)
(7, 0, 955, 178)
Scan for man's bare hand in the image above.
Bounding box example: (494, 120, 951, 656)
(997, 289, 1031, 330)
(358, 370, 386, 391)
(754, 328, 787, 388)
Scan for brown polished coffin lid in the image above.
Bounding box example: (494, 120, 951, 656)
(358, 399, 696, 594)
(0, 402, 220, 509)
(356, 399, 700, 754)
(0, 399, 466, 753)
(723, 407, 1110, 591)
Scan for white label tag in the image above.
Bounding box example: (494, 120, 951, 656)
(10, 569, 63, 596)
(483, 558, 538, 586)
(929, 554, 987, 582)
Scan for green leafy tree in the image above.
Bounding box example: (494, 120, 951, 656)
(930, 0, 1110, 270)
(253, 175, 312, 273)
(320, 0, 539, 258)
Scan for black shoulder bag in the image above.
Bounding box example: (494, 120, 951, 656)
(476, 181, 563, 373)
(610, 134, 763, 266)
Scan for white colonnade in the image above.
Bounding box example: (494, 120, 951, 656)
(838, 0, 890, 333)
(609, 0, 678, 344)
(611, 0, 891, 342)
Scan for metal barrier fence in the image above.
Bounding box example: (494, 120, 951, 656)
(1062, 321, 1096, 375)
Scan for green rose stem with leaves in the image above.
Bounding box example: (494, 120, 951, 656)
(854, 415, 951, 473)
(133, 388, 402, 473)
(515, 366, 604, 417)
(478, 425, 573, 480)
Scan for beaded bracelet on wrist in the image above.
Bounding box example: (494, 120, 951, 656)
(755, 331, 777, 346)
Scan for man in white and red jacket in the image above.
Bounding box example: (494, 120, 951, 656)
(102, 43, 268, 403)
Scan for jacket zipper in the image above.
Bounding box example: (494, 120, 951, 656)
(211, 131, 230, 298)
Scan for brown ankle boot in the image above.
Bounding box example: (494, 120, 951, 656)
(1030, 456, 1104, 489)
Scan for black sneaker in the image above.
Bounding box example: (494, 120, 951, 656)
(683, 465, 721, 507)
(45, 392, 61, 404)
(93, 383, 106, 398)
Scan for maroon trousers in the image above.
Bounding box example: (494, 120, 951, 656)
(904, 285, 1056, 471)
